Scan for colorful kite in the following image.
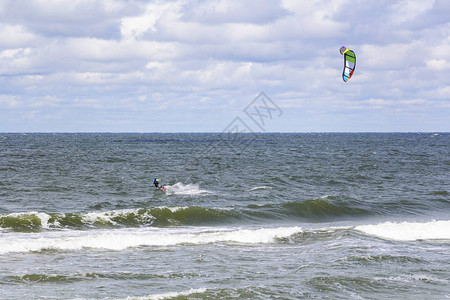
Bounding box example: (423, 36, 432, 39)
(340, 46, 356, 82)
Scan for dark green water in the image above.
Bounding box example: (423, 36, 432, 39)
(0, 133, 449, 299)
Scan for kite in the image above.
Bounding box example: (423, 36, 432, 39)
(340, 46, 356, 82)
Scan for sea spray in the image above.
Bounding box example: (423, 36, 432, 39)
(165, 182, 211, 195)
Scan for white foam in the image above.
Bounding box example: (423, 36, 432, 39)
(81, 209, 156, 226)
(122, 288, 207, 300)
(0, 226, 303, 254)
(0, 207, 204, 231)
(355, 220, 450, 241)
(195, 226, 302, 244)
(380, 274, 449, 284)
(1, 212, 54, 229)
(35, 212, 52, 229)
(250, 186, 272, 191)
(165, 182, 211, 195)
(158, 206, 190, 213)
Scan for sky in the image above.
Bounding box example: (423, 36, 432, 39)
(0, 0, 449, 132)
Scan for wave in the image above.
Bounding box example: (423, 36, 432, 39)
(1, 195, 447, 233)
(247, 198, 372, 220)
(0, 207, 241, 232)
(2, 220, 448, 255)
(282, 198, 370, 218)
(0, 198, 376, 232)
(0, 226, 303, 254)
(121, 286, 300, 300)
(4, 272, 203, 284)
(355, 220, 450, 241)
(250, 186, 273, 191)
(121, 288, 208, 300)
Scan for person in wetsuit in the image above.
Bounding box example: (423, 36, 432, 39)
(153, 178, 163, 189)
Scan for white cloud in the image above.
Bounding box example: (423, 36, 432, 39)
(280, 0, 348, 38)
(0, 95, 21, 108)
(0, 0, 128, 39)
(65, 38, 178, 62)
(426, 59, 450, 71)
(29, 95, 64, 108)
(392, 0, 434, 24)
(0, 47, 35, 74)
(361, 42, 426, 70)
(183, 0, 288, 24)
(0, 24, 36, 48)
(120, 2, 180, 40)
(73, 98, 103, 108)
(0, 0, 449, 131)
(437, 86, 450, 98)
(430, 38, 450, 60)
(0, 47, 31, 59)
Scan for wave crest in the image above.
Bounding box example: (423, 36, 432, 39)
(355, 220, 450, 241)
(0, 226, 303, 254)
(0, 207, 240, 232)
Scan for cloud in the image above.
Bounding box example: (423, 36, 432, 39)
(0, 95, 21, 108)
(403, 0, 450, 29)
(0, 0, 449, 132)
(426, 59, 450, 71)
(182, 0, 289, 24)
(0, 24, 37, 49)
(65, 38, 178, 62)
(391, 0, 435, 24)
(120, 1, 180, 40)
(0, 0, 129, 38)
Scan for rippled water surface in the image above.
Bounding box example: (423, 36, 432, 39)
(0, 133, 449, 299)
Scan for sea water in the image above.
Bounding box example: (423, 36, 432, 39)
(0, 133, 449, 299)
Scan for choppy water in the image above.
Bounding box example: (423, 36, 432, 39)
(0, 133, 449, 299)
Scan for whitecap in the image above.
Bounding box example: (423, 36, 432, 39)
(122, 288, 207, 300)
(355, 220, 450, 241)
(250, 186, 272, 191)
(0, 226, 303, 254)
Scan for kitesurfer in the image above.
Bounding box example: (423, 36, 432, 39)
(153, 178, 163, 189)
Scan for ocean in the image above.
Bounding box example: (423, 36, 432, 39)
(0, 133, 449, 299)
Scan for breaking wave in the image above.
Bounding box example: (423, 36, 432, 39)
(0, 197, 376, 232)
(0, 226, 303, 254)
(2, 219, 448, 255)
(122, 288, 208, 300)
(355, 220, 450, 241)
(0, 207, 240, 232)
(2, 196, 447, 233)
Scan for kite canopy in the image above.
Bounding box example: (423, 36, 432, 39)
(340, 46, 356, 82)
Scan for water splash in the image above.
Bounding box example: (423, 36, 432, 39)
(165, 182, 211, 196)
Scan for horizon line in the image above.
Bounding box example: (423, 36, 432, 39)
(1, 131, 448, 134)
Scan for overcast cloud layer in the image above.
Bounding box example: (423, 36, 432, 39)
(1, 0, 449, 132)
